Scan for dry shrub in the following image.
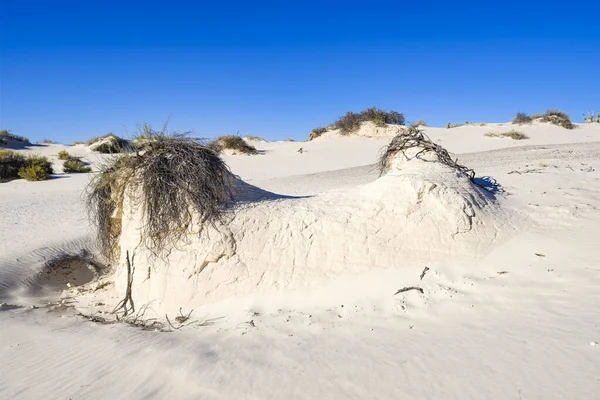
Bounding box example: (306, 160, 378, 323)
(0, 129, 30, 144)
(485, 130, 529, 140)
(209, 135, 258, 155)
(533, 109, 574, 129)
(58, 150, 70, 160)
(512, 112, 532, 125)
(0, 149, 27, 181)
(63, 158, 92, 173)
(87, 133, 234, 259)
(447, 122, 463, 128)
(333, 107, 405, 135)
(17, 155, 53, 181)
(413, 120, 427, 127)
(379, 126, 475, 181)
(309, 127, 328, 140)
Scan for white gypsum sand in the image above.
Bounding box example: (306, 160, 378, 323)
(0, 122, 599, 399)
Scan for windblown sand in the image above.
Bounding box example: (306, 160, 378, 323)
(1, 122, 599, 399)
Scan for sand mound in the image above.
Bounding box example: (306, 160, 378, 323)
(77, 131, 519, 317)
(313, 121, 406, 139)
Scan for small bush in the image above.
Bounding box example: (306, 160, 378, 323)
(18, 155, 53, 181)
(413, 120, 427, 127)
(485, 130, 529, 140)
(0, 129, 30, 144)
(309, 127, 328, 140)
(333, 107, 405, 135)
(58, 150, 70, 160)
(0, 150, 27, 181)
(72, 141, 84, 145)
(447, 123, 463, 128)
(284, 138, 295, 142)
(532, 109, 574, 129)
(209, 135, 258, 155)
(87, 133, 130, 153)
(512, 112, 533, 125)
(42, 138, 59, 144)
(63, 158, 92, 173)
(244, 135, 266, 142)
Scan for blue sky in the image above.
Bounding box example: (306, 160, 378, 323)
(1, 0, 599, 142)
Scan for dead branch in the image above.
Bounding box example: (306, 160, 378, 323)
(394, 286, 424, 295)
(112, 250, 135, 317)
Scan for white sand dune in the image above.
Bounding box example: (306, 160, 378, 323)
(1, 123, 600, 399)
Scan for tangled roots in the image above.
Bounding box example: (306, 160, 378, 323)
(379, 126, 476, 181)
(87, 134, 234, 260)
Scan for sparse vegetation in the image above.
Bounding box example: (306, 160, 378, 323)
(17, 155, 54, 181)
(309, 127, 328, 140)
(58, 150, 70, 160)
(244, 135, 267, 142)
(413, 120, 427, 127)
(583, 112, 600, 123)
(332, 107, 405, 135)
(485, 130, 529, 140)
(87, 132, 234, 259)
(208, 135, 258, 155)
(284, 138, 295, 142)
(42, 138, 60, 144)
(532, 109, 574, 129)
(63, 158, 92, 173)
(86, 133, 130, 153)
(512, 112, 533, 125)
(0, 129, 30, 144)
(447, 123, 463, 128)
(379, 126, 475, 181)
(72, 141, 84, 145)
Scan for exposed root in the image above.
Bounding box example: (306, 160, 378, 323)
(112, 250, 135, 317)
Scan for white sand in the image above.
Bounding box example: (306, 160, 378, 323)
(1, 123, 600, 399)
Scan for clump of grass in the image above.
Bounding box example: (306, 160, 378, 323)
(209, 135, 258, 155)
(532, 109, 574, 129)
(17, 155, 54, 181)
(447, 122, 463, 128)
(331, 107, 405, 135)
(512, 112, 532, 125)
(86, 133, 130, 153)
(58, 150, 70, 160)
(63, 158, 92, 173)
(42, 138, 60, 144)
(485, 130, 529, 140)
(309, 127, 328, 140)
(413, 120, 427, 127)
(0, 129, 30, 144)
(244, 135, 267, 142)
(379, 126, 475, 181)
(87, 133, 234, 259)
(0, 149, 27, 181)
(72, 141, 84, 145)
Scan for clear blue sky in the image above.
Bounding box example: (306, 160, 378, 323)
(1, 0, 599, 142)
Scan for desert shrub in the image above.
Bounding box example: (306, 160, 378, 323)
(309, 127, 328, 140)
(332, 107, 405, 135)
(0, 149, 27, 181)
(63, 158, 92, 173)
(447, 122, 463, 128)
(284, 138, 295, 142)
(209, 135, 258, 155)
(72, 141, 84, 145)
(244, 135, 266, 142)
(532, 109, 574, 129)
(42, 138, 59, 144)
(512, 112, 533, 125)
(58, 150, 70, 160)
(86, 133, 130, 153)
(0, 129, 30, 144)
(87, 133, 234, 259)
(379, 126, 475, 181)
(485, 130, 529, 140)
(17, 155, 53, 181)
(413, 120, 427, 127)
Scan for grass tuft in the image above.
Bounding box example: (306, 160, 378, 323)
(532, 109, 574, 129)
(512, 112, 532, 125)
(63, 158, 92, 173)
(485, 130, 529, 140)
(58, 150, 70, 160)
(209, 135, 258, 155)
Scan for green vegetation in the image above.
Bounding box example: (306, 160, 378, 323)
(58, 150, 70, 160)
(1, 151, 53, 182)
(0, 150, 27, 181)
(333, 107, 404, 135)
(63, 158, 92, 173)
(485, 130, 529, 140)
(208, 135, 258, 155)
(0, 129, 30, 145)
(532, 109, 574, 129)
(512, 112, 533, 125)
(309, 127, 328, 140)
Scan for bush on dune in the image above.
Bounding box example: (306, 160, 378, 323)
(309, 127, 328, 140)
(0, 150, 27, 181)
(208, 135, 258, 155)
(87, 133, 234, 259)
(0, 129, 30, 145)
(512, 112, 533, 125)
(1, 151, 54, 182)
(485, 130, 529, 140)
(447, 122, 463, 128)
(86, 133, 130, 153)
(532, 109, 574, 129)
(63, 157, 92, 173)
(58, 150, 70, 160)
(334, 107, 405, 135)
